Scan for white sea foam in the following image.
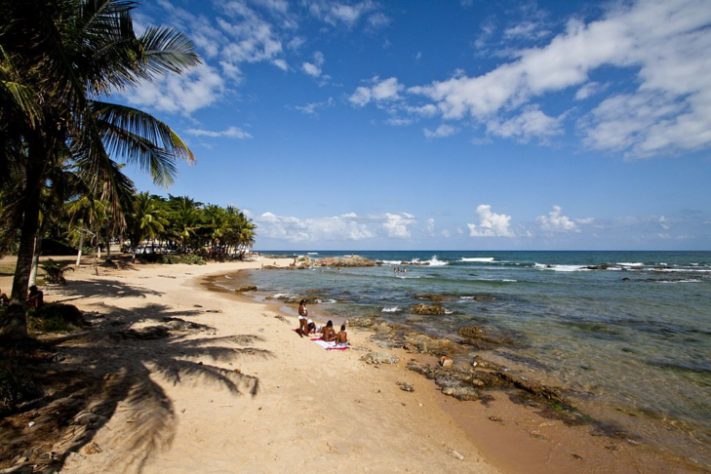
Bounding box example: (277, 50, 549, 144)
(382, 306, 401, 313)
(426, 255, 449, 266)
(380, 260, 403, 265)
(307, 252, 318, 255)
(444, 309, 454, 315)
(461, 257, 495, 262)
(475, 278, 517, 283)
(618, 262, 644, 267)
(534, 263, 589, 272)
(658, 279, 702, 284)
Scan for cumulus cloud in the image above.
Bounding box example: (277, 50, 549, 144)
(127, 0, 292, 115)
(349, 77, 403, 107)
(302, 51, 325, 77)
(255, 211, 418, 241)
(408, 0, 711, 155)
(424, 124, 458, 139)
(186, 126, 252, 139)
(537, 205, 578, 232)
(257, 212, 374, 241)
(467, 205, 514, 237)
(123, 63, 225, 115)
(486, 107, 561, 141)
(306, 1, 381, 28)
(294, 97, 334, 115)
(383, 212, 416, 238)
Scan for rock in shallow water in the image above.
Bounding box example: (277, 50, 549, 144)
(360, 352, 399, 365)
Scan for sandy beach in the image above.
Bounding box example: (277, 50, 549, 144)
(1, 256, 702, 473)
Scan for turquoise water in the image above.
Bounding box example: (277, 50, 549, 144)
(236, 251, 711, 465)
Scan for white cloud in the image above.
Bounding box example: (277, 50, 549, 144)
(186, 126, 252, 139)
(349, 77, 403, 106)
(257, 212, 374, 242)
(383, 212, 416, 238)
(486, 107, 562, 141)
(307, 1, 378, 28)
(386, 117, 413, 126)
(537, 205, 578, 232)
(503, 21, 550, 41)
(575, 81, 604, 100)
(302, 51, 325, 77)
(467, 204, 514, 237)
(123, 63, 225, 115)
(256, 211, 420, 242)
(426, 218, 436, 236)
(409, 0, 711, 156)
(424, 124, 458, 139)
(367, 12, 390, 29)
(272, 58, 289, 71)
(294, 97, 334, 115)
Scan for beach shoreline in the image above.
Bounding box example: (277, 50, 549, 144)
(1, 256, 704, 473)
(210, 263, 706, 474)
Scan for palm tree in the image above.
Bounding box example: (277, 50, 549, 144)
(127, 192, 168, 260)
(0, 0, 199, 321)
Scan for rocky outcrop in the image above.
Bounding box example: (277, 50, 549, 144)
(360, 351, 400, 365)
(410, 304, 447, 315)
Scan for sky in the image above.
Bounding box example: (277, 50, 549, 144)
(118, 0, 711, 250)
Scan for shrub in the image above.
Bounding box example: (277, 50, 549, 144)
(159, 253, 206, 265)
(40, 259, 74, 284)
(28, 303, 87, 333)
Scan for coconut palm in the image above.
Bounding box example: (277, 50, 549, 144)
(0, 0, 199, 319)
(1, 0, 198, 339)
(126, 192, 168, 259)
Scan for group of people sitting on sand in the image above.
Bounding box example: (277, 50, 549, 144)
(0, 285, 43, 309)
(295, 299, 348, 344)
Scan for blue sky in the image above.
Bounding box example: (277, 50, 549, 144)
(120, 0, 711, 250)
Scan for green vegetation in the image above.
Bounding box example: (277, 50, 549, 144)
(39, 259, 74, 284)
(27, 303, 86, 333)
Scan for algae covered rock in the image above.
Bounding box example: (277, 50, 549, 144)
(410, 304, 447, 315)
(360, 351, 399, 365)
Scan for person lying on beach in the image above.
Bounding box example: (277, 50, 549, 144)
(27, 285, 43, 309)
(335, 324, 348, 344)
(321, 320, 336, 342)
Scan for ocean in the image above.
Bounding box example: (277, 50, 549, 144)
(221, 250, 711, 467)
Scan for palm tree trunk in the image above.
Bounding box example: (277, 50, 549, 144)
(76, 231, 84, 267)
(4, 138, 45, 339)
(28, 235, 40, 286)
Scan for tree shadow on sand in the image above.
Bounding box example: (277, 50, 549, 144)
(0, 296, 272, 473)
(52, 278, 165, 300)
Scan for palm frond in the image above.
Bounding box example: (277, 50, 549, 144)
(138, 26, 200, 77)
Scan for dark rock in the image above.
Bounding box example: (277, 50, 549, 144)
(441, 385, 479, 401)
(235, 285, 257, 293)
(397, 381, 415, 392)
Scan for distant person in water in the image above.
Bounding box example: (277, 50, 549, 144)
(321, 320, 336, 342)
(335, 324, 348, 345)
(27, 285, 43, 309)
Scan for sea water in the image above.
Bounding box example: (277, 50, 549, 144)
(227, 251, 711, 466)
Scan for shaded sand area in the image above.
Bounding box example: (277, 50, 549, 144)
(0, 257, 702, 473)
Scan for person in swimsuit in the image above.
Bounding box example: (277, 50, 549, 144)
(321, 320, 336, 342)
(335, 324, 348, 344)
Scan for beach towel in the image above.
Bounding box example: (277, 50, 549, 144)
(311, 339, 349, 351)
